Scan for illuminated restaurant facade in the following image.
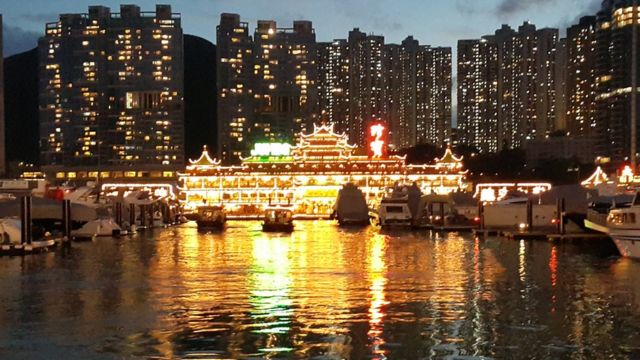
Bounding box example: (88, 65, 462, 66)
(179, 124, 468, 215)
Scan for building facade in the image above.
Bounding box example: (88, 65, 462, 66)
(180, 124, 468, 216)
(416, 45, 452, 147)
(458, 22, 560, 152)
(457, 38, 499, 153)
(216, 13, 253, 164)
(252, 20, 318, 145)
(39, 5, 184, 178)
(593, 0, 640, 165)
(566, 16, 597, 137)
(348, 29, 386, 147)
(317, 40, 350, 134)
(216, 16, 452, 160)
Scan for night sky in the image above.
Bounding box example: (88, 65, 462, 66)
(2, 0, 601, 56)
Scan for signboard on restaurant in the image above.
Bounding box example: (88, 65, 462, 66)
(250, 143, 292, 157)
(368, 122, 387, 158)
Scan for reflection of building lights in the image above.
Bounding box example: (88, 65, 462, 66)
(518, 240, 526, 283)
(550, 246, 558, 312)
(367, 234, 388, 359)
(250, 236, 293, 339)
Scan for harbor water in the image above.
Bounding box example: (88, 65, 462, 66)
(1, 221, 639, 359)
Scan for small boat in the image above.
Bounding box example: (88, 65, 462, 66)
(333, 183, 370, 226)
(377, 197, 413, 228)
(607, 191, 640, 259)
(262, 207, 294, 232)
(72, 218, 122, 240)
(375, 184, 421, 228)
(0, 218, 22, 244)
(0, 218, 57, 256)
(197, 206, 226, 231)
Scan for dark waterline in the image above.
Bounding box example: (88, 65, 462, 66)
(1, 221, 639, 359)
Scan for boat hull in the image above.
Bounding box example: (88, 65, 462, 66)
(337, 218, 370, 227)
(380, 219, 413, 228)
(197, 220, 225, 231)
(610, 234, 640, 259)
(262, 223, 294, 233)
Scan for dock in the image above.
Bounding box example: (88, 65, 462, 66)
(472, 227, 612, 243)
(503, 231, 550, 240)
(0, 239, 57, 256)
(546, 233, 611, 242)
(472, 228, 501, 237)
(432, 225, 476, 232)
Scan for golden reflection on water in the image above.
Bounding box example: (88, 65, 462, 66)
(367, 233, 388, 359)
(3, 221, 640, 359)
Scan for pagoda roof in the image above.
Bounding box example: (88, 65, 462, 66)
(581, 166, 610, 187)
(299, 123, 351, 140)
(436, 147, 463, 163)
(189, 146, 220, 167)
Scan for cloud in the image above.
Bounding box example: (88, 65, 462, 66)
(557, 0, 601, 29)
(3, 23, 41, 57)
(455, 0, 489, 16)
(496, 0, 555, 17)
(17, 13, 57, 24)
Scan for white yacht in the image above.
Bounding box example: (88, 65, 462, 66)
(607, 192, 640, 259)
(377, 197, 413, 227)
(72, 218, 122, 240)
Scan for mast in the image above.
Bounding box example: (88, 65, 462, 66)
(632, 0, 638, 168)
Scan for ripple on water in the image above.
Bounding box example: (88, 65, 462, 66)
(1, 221, 640, 359)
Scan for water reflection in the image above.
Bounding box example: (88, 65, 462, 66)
(367, 234, 388, 359)
(249, 234, 293, 352)
(0, 221, 639, 359)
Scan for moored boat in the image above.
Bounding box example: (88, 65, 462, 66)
(607, 192, 640, 259)
(375, 184, 421, 228)
(377, 197, 413, 228)
(262, 206, 294, 232)
(71, 218, 122, 240)
(333, 183, 369, 226)
(196, 205, 226, 231)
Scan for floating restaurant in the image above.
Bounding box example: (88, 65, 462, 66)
(178, 124, 469, 215)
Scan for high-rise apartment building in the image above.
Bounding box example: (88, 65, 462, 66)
(384, 43, 403, 149)
(317, 40, 350, 134)
(555, 38, 568, 131)
(457, 38, 499, 153)
(252, 20, 318, 145)
(398, 37, 419, 149)
(458, 22, 559, 152)
(217, 14, 318, 163)
(217, 13, 253, 163)
(348, 29, 386, 147)
(39, 5, 184, 175)
(593, 1, 640, 164)
(534, 28, 559, 139)
(566, 16, 597, 137)
(385, 37, 418, 150)
(416, 45, 452, 147)
(216, 16, 452, 156)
